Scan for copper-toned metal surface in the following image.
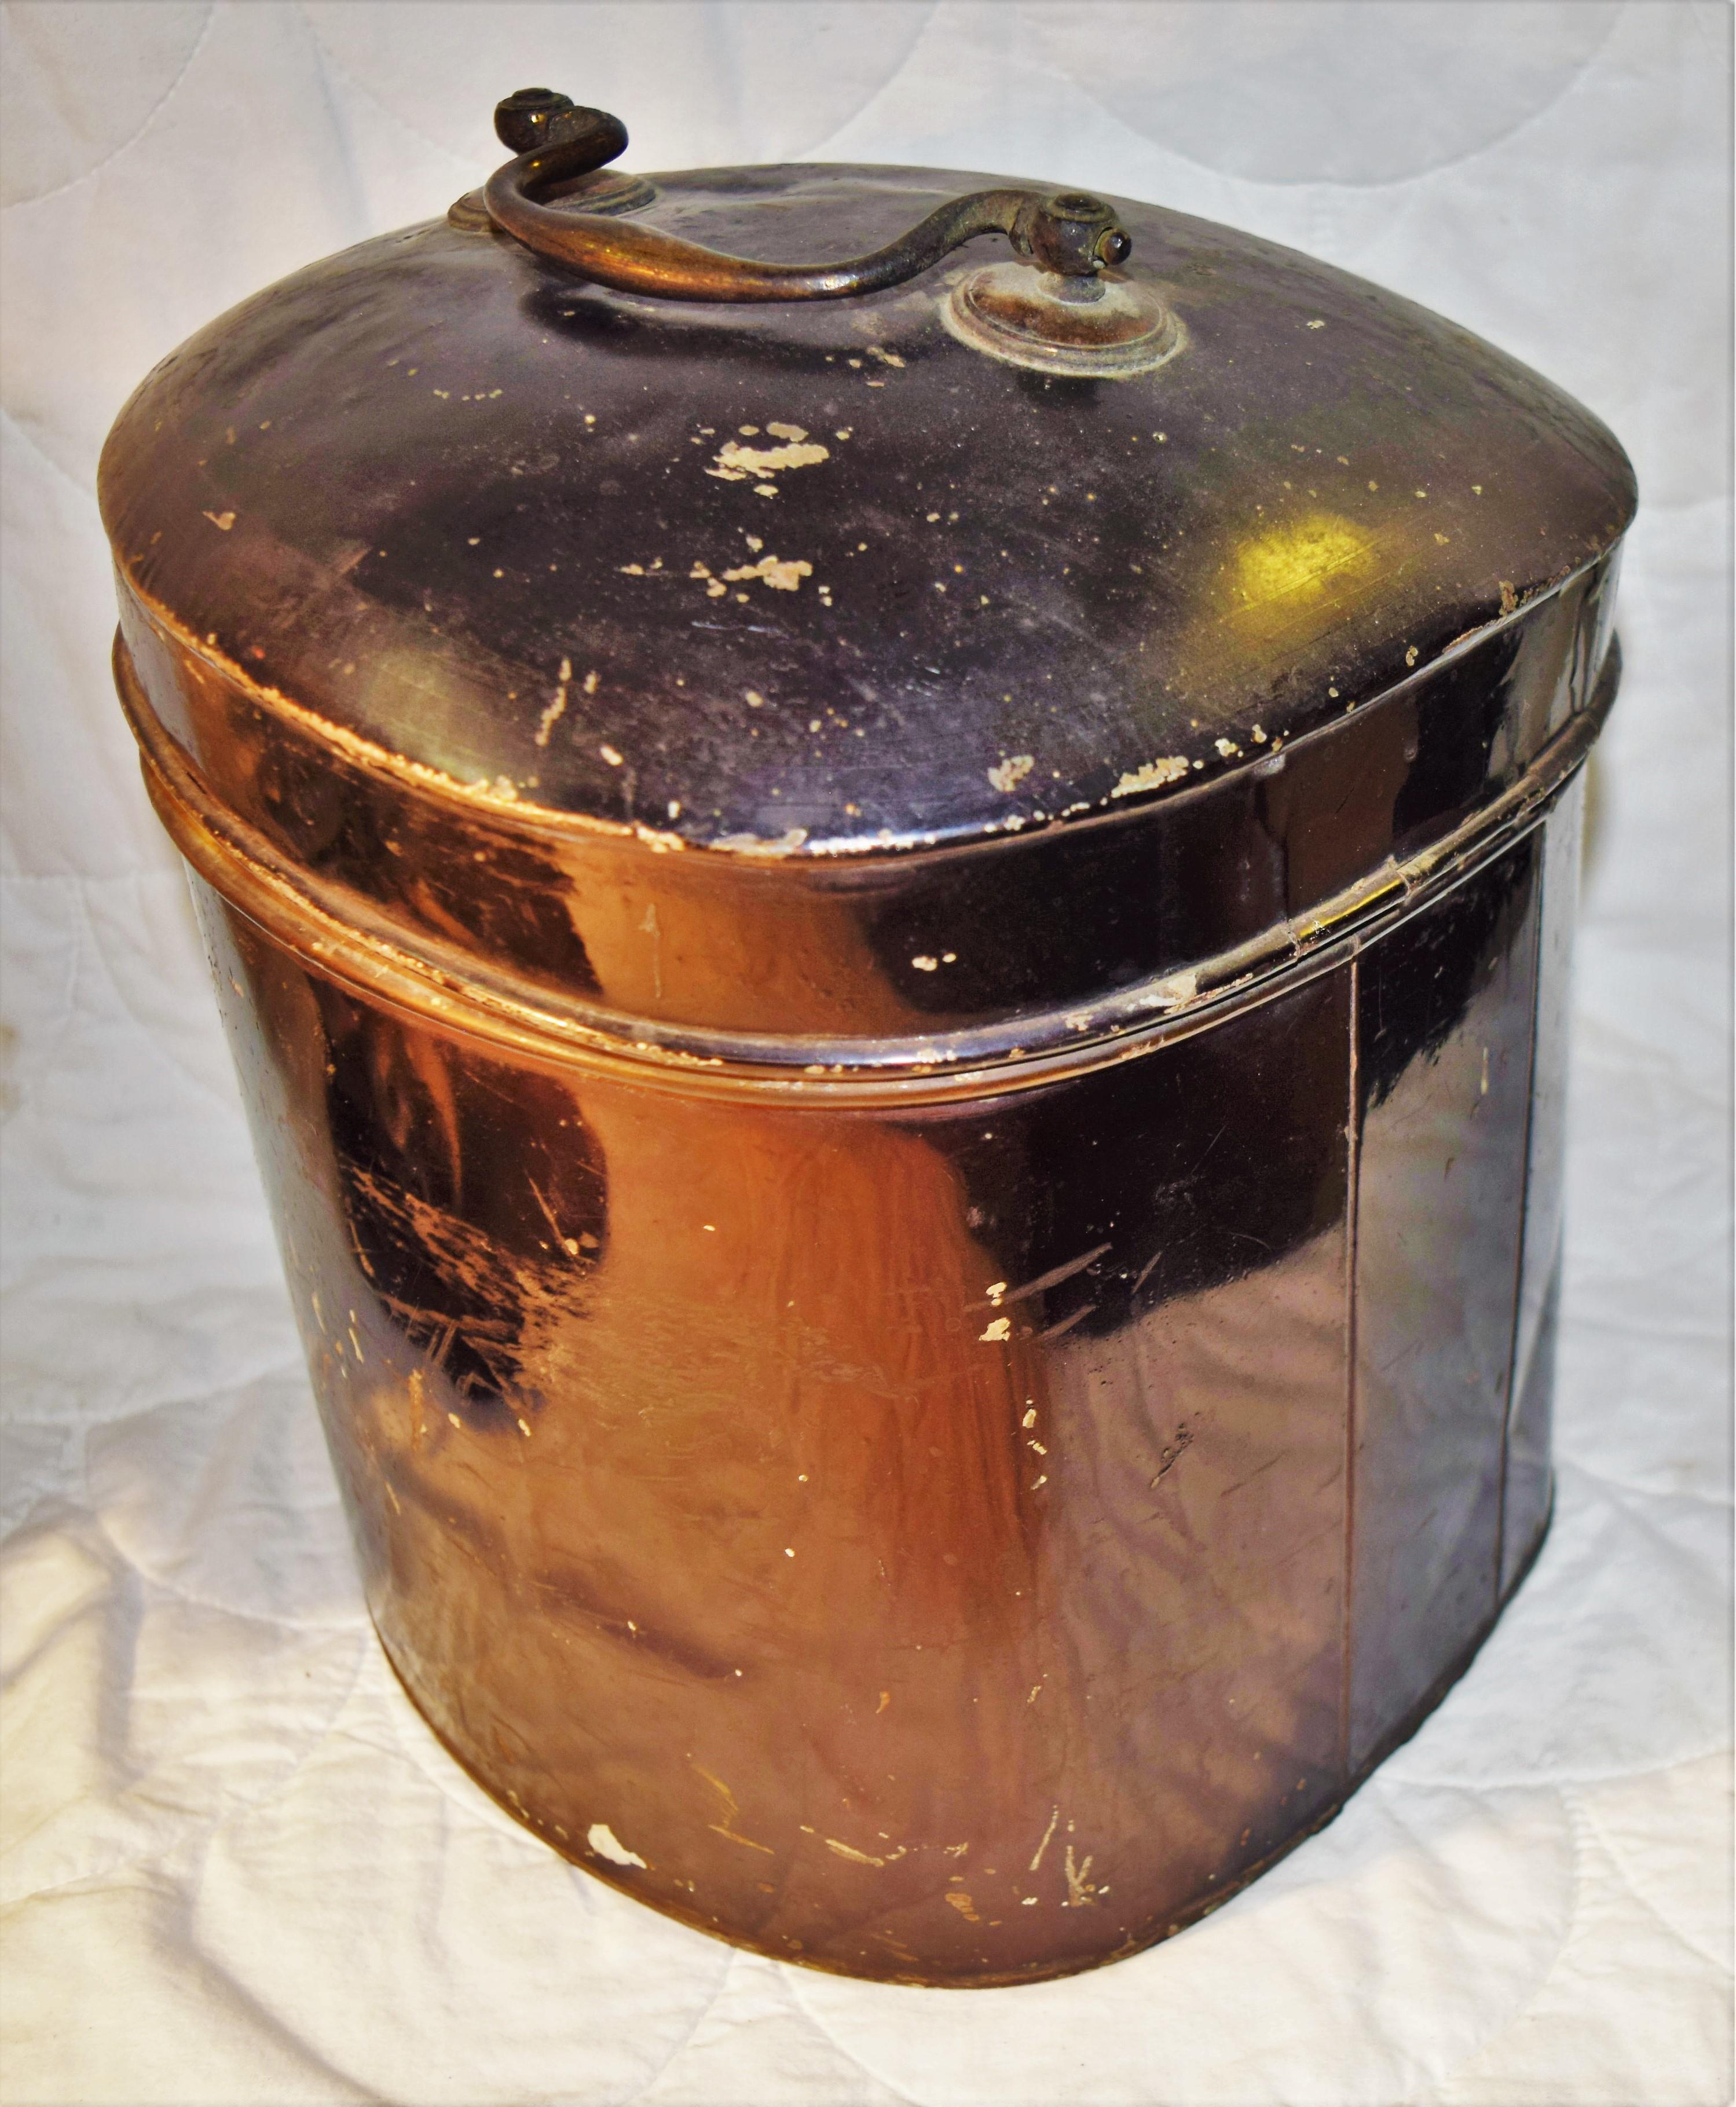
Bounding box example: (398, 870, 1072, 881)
(101, 97, 1632, 1986)
(182, 805, 1571, 1986)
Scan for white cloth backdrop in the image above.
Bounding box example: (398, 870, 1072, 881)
(1, 5, 1730, 2102)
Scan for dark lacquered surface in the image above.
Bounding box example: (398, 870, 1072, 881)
(100, 164, 1634, 857)
(186, 800, 1571, 1985)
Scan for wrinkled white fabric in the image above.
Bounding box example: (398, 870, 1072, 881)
(1, 5, 1729, 2102)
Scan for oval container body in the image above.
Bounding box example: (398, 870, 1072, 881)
(100, 153, 1634, 1987)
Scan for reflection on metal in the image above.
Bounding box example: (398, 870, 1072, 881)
(181, 816, 1570, 1987)
(446, 169, 656, 233)
(1232, 512, 1377, 610)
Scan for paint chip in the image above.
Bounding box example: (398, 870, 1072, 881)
(1111, 756, 1190, 798)
(720, 554, 814, 592)
(587, 1823, 647, 1868)
(708, 437, 831, 482)
(825, 1837, 887, 1866)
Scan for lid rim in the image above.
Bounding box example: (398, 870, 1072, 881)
(125, 625, 1617, 1102)
(116, 549, 1614, 868)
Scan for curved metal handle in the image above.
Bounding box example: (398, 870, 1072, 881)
(482, 89, 1133, 303)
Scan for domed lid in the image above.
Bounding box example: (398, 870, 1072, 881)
(100, 91, 1633, 862)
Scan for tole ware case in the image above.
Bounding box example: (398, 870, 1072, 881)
(99, 91, 1634, 1987)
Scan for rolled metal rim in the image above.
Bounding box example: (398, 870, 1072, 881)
(123, 625, 1616, 1106)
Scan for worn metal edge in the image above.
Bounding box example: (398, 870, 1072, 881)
(127, 631, 1617, 1106)
(115, 547, 1614, 865)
